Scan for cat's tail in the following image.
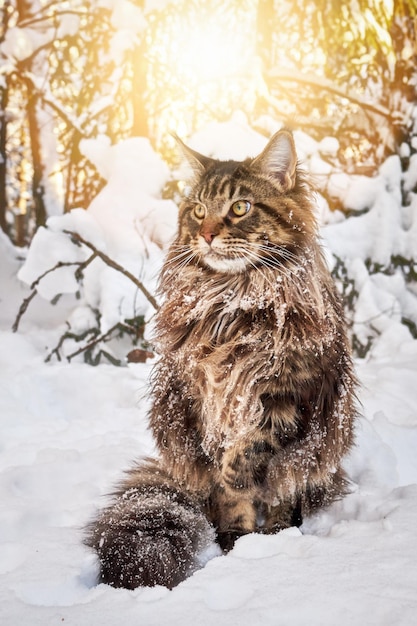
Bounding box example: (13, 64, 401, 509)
(84, 460, 217, 589)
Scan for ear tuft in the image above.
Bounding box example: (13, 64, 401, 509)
(172, 134, 214, 174)
(252, 130, 297, 191)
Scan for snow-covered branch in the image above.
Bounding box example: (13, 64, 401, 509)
(13, 254, 98, 333)
(13, 227, 159, 335)
(267, 69, 406, 124)
(16, 9, 88, 30)
(19, 71, 84, 136)
(63, 230, 160, 312)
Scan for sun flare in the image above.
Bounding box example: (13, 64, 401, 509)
(172, 21, 251, 85)
(145, 3, 258, 145)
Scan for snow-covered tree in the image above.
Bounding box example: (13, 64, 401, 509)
(3, 0, 417, 361)
(258, 0, 417, 170)
(0, 0, 148, 244)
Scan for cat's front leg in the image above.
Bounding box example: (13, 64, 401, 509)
(209, 483, 258, 551)
(213, 439, 277, 550)
(220, 439, 276, 491)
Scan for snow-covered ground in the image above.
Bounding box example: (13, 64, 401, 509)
(1, 117, 417, 624)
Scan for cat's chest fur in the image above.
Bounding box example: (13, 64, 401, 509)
(155, 253, 338, 455)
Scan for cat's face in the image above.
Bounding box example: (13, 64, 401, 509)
(174, 131, 315, 274)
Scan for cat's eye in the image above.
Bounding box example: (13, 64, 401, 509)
(193, 204, 206, 219)
(231, 200, 251, 217)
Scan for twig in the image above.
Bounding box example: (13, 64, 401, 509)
(65, 323, 121, 361)
(17, 9, 89, 29)
(19, 72, 84, 135)
(13, 229, 158, 349)
(12, 290, 37, 332)
(63, 230, 160, 311)
(12, 256, 97, 332)
(46, 319, 143, 364)
(352, 305, 400, 326)
(45, 325, 99, 363)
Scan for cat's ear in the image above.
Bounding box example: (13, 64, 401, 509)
(252, 130, 297, 191)
(172, 134, 214, 174)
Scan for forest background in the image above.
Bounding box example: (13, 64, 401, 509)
(1, 0, 417, 360)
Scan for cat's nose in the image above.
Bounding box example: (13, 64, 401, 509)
(199, 221, 220, 245)
(200, 230, 216, 244)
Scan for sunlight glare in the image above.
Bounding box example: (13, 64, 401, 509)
(173, 21, 250, 87)
(146, 5, 258, 145)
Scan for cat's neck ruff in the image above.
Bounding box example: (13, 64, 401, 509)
(160, 243, 328, 326)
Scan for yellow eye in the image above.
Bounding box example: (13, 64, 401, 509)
(231, 200, 251, 217)
(193, 204, 206, 219)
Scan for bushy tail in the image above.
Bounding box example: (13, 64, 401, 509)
(85, 461, 216, 589)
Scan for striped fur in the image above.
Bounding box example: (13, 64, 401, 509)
(85, 130, 357, 587)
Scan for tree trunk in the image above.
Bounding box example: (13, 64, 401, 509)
(26, 89, 47, 228)
(0, 2, 11, 235)
(256, 0, 274, 69)
(131, 38, 149, 137)
(16, 0, 61, 232)
(0, 86, 8, 236)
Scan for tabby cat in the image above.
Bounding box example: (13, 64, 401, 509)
(85, 129, 357, 589)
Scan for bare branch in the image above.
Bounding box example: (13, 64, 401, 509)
(13, 228, 158, 339)
(19, 72, 85, 135)
(13, 252, 99, 332)
(12, 289, 37, 332)
(17, 9, 89, 29)
(31, 259, 89, 291)
(45, 324, 98, 363)
(65, 323, 122, 362)
(63, 230, 160, 311)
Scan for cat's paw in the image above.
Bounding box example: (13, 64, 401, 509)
(216, 530, 246, 552)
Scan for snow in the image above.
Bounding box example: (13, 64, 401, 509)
(187, 111, 267, 160)
(1, 118, 417, 624)
(17, 137, 176, 338)
(92, 0, 147, 63)
(1, 10, 80, 63)
(2, 26, 47, 63)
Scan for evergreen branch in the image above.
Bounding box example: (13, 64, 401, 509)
(46, 315, 147, 364)
(63, 230, 160, 311)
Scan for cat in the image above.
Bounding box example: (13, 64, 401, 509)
(85, 129, 357, 589)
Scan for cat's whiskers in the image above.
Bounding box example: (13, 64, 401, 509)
(245, 243, 299, 274)
(221, 242, 291, 290)
(192, 236, 298, 283)
(166, 244, 190, 257)
(249, 244, 302, 275)
(242, 248, 296, 287)
(165, 246, 200, 271)
(253, 242, 301, 263)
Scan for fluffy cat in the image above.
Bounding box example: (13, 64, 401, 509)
(85, 129, 357, 589)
